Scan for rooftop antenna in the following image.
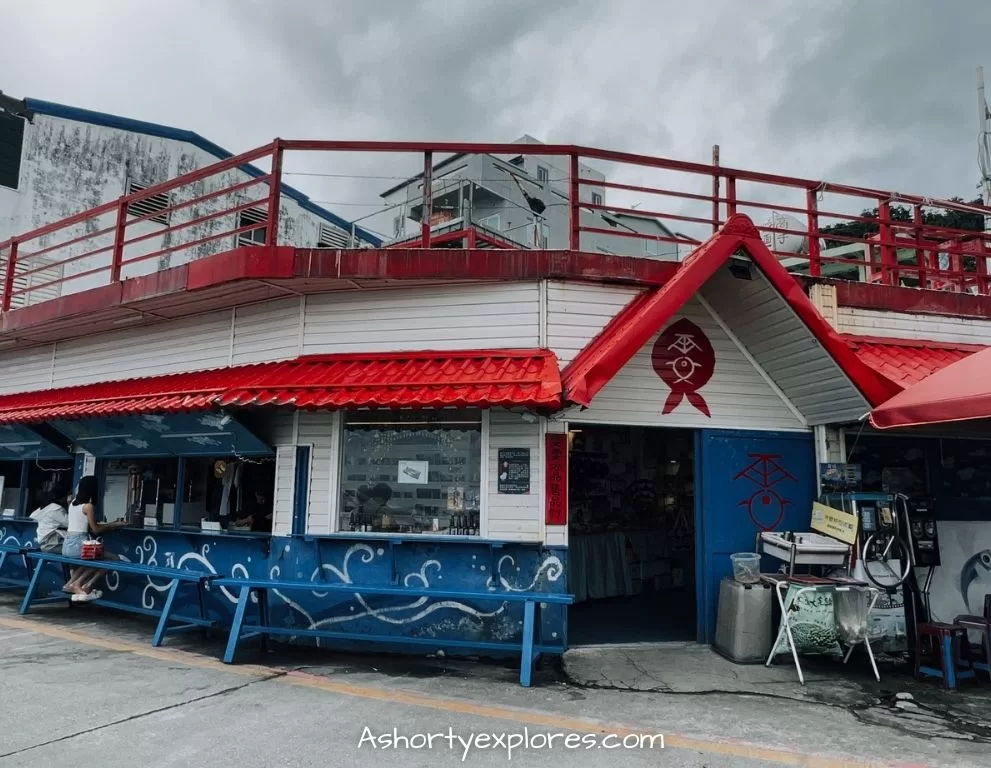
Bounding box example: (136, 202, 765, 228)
(979, 66, 991, 234)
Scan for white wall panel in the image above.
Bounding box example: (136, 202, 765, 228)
(545, 281, 641, 366)
(836, 307, 991, 344)
(272, 444, 296, 537)
(486, 408, 542, 542)
(0, 345, 53, 394)
(51, 311, 232, 388)
(232, 298, 302, 365)
(302, 283, 540, 354)
(702, 269, 869, 425)
(299, 410, 339, 535)
(575, 297, 806, 431)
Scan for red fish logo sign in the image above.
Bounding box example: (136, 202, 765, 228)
(651, 318, 715, 417)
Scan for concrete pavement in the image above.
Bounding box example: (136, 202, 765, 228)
(1, 595, 989, 767)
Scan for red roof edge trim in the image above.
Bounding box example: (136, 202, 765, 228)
(562, 215, 902, 410)
(561, 220, 750, 406)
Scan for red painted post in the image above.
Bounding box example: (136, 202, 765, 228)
(711, 144, 720, 233)
(421, 151, 433, 248)
(265, 139, 284, 247)
(806, 188, 821, 278)
(878, 199, 896, 286)
(111, 199, 127, 283)
(913, 204, 927, 289)
(2, 240, 18, 312)
(569, 154, 580, 251)
(726, 175, 737, 217)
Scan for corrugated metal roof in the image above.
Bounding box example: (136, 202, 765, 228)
(845, 336, 984, 387)
(0, 350, 562, 423)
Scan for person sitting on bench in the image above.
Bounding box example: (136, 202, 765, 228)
(62, 475, 128, 602)
(29, 485, 69, 553)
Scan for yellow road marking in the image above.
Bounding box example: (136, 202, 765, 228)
(0, 614, 922, 768)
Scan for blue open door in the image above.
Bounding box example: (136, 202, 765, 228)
(696, 429, 815, 643)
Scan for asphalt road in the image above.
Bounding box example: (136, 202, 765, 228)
(0, 599, 987, 768)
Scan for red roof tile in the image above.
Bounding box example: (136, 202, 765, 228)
(845, 335, 985, 387)
(0, 350, 562, 423)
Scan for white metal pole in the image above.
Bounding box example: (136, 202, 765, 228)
(978, 67, 991, 234)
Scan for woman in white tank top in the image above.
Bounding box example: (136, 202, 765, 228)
(62, 475, 128, 601)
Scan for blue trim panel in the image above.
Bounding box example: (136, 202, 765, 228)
(23, 98, 381, 246)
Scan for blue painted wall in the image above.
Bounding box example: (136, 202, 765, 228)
(696, 429, 815, 642)
(0, 520, 568, 656)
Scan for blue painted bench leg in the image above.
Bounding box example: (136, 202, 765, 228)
(152, 579, 181, 648)
(223, 585, 252, 664)
(520, 600, 536, 687)
(19, 558, 48, 615)
(197, 580, 210, 639)
(258, 587, 270, 655)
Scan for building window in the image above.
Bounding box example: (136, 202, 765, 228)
(591, 192, 603, 207)
(0, 110, 25, 190)
(644, 238, 661, 257)
(124, 178, 171, 225)
(393, 214, 404, 238)
(237, 207, 268, 246)
(536, 165, 549, 184)
(317, 222, 350, 248)
(339, 409, 483, 535)
(478, 214, 501, 231)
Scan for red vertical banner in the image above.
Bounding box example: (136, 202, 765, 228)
(545, 433, 568, 526)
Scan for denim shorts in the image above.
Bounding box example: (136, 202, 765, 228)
(62, 533, 87, 559)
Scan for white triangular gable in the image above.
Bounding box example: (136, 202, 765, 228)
(572, 295, 807, 431)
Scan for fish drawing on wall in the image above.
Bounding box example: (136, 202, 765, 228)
(960, 549, 991, 614)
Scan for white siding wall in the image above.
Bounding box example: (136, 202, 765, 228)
(3, 345, 53, 392)
(232, 297, 301, 365)
(51, 311, 233, 388)
(302, 283, 540, 354)
(272, 444, 296, 537)
(486, 408, 543, 542)
(836, 307, 991, 344)
(261, 410, 298, 537)
(574, 296, 806, 431)
(545, 281, 641, 366)
(298, 411, 339, 535)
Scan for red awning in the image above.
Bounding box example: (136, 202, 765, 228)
(562, 215, 900, 408)
(0, 350, 562, 424)
(869, 345, 991, 429)
(846, 335, 983, 387)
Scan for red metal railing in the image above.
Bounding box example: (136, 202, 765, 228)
(2, 139, 991, 312)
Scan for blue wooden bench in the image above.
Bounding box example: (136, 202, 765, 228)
(0, 542, 32, 591)
(20, 551, 223, 647)
(214, 577, 573, 687)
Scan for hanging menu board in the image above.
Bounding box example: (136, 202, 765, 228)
(497, 448, 530, 494)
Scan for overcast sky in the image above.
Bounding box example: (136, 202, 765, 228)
(3, 0, 989, 238)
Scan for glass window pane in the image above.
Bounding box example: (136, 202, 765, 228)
(340, 409, 482, 535)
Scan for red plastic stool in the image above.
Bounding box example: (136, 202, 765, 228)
(916, 622, 975, 690)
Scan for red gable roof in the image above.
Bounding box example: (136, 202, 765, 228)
(0, 350, 562, 423)
(562, 214, 901, 408)
(845, 336, 984, 388)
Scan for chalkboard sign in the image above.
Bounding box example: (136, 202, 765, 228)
(497, 448, 530, 494)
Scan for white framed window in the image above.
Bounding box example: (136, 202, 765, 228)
(591, 192, 603, 207)
(478, 213, 501, 231)
(644, 238, 662, 257)
(125, 178, 171, 225)
(237, 207, 268, 246)
(338, 409, 483, 536)
(536, 165, 550, 184)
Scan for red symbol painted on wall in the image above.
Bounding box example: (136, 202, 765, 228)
(734, 453, 796, 531)
(652, 318, 715, 417)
